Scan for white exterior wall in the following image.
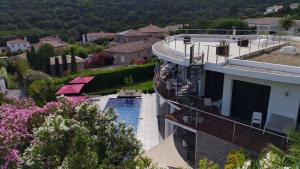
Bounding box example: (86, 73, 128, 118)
(7, 42, 30, 52)
(221, 74, 300, 128)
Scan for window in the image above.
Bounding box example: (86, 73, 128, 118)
(120, 56, 125, 63)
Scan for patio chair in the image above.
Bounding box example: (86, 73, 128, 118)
(251, 112, 262, 128)
(212, 100, 222, 112)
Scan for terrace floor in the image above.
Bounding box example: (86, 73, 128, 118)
(246, 40, 300, 67)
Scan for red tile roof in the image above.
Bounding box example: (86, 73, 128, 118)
(87, 32, 116, 38)
(139, 25, 167, 33)
(118, 29, 149, 37)
(40, 36, 62, 42)
(56, 84, 85, 95)
(69, 76, 94, 84)
(7, 38, 29, 44)
(104, 37, 160, 53)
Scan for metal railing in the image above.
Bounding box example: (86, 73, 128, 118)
(154, 69, 289, 151)
(161, 29, 288, 64)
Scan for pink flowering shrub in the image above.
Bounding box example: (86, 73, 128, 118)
(0, 98, 47, 169)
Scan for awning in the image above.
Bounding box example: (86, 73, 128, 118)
(56, 84, 85, 95)
(69, 76, 94, 84)
(145, 134, 192, 169)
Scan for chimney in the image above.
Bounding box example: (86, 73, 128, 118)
(232, 26, 237, 39)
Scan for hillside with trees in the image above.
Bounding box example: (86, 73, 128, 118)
(0, 0, 296, 45)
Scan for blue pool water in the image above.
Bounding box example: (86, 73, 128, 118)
(105, 98, 142, 131)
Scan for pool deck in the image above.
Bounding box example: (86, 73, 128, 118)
(94, 94, 161, 151)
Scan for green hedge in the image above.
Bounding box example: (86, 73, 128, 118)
(54, 63, 155, 93)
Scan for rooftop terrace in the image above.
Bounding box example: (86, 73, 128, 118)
(153, 33, 287, 66)
(244, 40, 300, 67)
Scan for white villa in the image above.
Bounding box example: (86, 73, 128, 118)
(7, 38, 30, 52)
(245, 17, 300, 34)
(290, 3, 300, 9)
(152, 29, 300, 167)
(264, 5, 284, 15)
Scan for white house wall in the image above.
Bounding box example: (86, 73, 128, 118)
(221, 74, 300, 128)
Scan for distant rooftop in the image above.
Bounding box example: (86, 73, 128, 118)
(7, 38, 29, 44)
(105, 37, 160, 53)
(87, 32, 116, 38)
(138, 25, 167, 33)
(244, 17, 281, 25)
(118, 29, 149, 37)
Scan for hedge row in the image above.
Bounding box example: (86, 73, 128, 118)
(54, 63, 155, 93)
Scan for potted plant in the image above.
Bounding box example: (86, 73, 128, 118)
(238, 39, 249, 47)
(216, 40, 230, 56)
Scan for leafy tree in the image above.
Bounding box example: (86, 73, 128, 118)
(54, 57, 60, 76)
(280, 16, 296, 31)
(36, 44, 55, 74)
(36, 43, 55, 59)
(210, 18, 249, 32)
(28, 79, 57, 106)
(23, 69, 50, 90)
(21, 101, 143, 168)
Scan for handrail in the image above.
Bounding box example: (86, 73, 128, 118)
(154, 69, 289, 141)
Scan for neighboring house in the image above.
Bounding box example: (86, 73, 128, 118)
(82, 32, 116, 43)
(164, 24, 184, 32)
(114, 29, 149, 43)
(152, 30, 300, 167)
(50, 55, 85, 76)
(245, 17, 300, 34)
(245, 17, 282, 33)
(264, 5, 284, 15)
(138, 24, 167, 38)
(6, 38, 30, 52)
(34, 36, 69, 53)
(290, 3, 300, 9)
(104, 38, 159, 65)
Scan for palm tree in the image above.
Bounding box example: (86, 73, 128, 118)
(280, 16, 296, 32)
(263, 130, 300, 168)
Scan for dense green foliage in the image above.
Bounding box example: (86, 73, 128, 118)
(27, 44, 55, 75)
(89, 80, 154, 96)
(28, 78, 57, 106)
(23, 69, 50, 90)
(0, 0, 295, 45)
(54, 63, 155, 93)
(15, 60, 30, 78)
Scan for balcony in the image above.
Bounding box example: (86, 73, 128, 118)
(154, 70, 288, 152)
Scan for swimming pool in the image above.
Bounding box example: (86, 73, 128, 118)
(105, 98, 142, 131)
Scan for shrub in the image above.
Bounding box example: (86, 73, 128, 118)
(199, 158, 220, 169)
(55, 63, 155, 93)
(15, 60, 30, 78)
(225, 150, 249, 169)
(21, 101, 142, 168)
(28, 79, 57, 106)
(23, 70, 50, 90)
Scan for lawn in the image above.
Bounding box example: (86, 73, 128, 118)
(88, 80, 154, 95)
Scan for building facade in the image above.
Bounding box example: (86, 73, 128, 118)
(7, 38, 30, 52)
(152, 31, 300, 167)
(264, 5, 284, 15)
